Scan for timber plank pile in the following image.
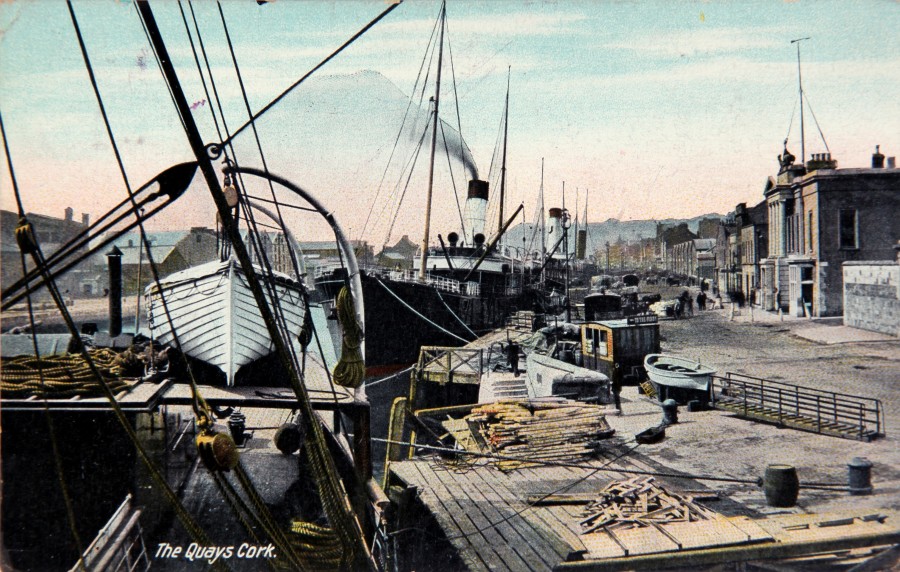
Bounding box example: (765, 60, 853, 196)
(466, 400, 614, 471)
(578, 476, 717, 534)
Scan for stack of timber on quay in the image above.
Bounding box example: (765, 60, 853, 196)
(381, 314, 900, 571)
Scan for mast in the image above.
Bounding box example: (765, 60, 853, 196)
(419, 1, 446, 281)
(498, 66, 510, 236)
(539, 158, 545, 283)
(791, 37, 809, 164)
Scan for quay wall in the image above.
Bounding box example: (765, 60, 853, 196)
(843, 260, 900, 337)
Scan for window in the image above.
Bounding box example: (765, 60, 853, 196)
(807, 211, 814, 252)
(839, 209, 858, 249)
(592, 329, 608, 357)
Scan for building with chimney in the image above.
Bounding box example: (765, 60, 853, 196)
(102, 227, 218, 295)
(760, 145, 900, 317)
(1, 207, 91, 300)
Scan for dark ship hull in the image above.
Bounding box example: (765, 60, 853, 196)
(320, 269, 537, 374)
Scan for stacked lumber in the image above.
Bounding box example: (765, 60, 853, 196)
(465, 400, 614, 470)
(579, 476, 718, 534)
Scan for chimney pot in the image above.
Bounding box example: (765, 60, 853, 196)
(872, 145, 885, 168)
(888, 157, 896, 169)
(65, 207, 73, 221)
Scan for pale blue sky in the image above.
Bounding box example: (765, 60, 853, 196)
(1, 1, 897, 247)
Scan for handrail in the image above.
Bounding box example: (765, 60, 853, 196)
(712, 373, 884, 439)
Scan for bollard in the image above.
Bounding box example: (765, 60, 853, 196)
(227, 412, 248, 447)
(661, 399, 678, 425)
(763, 464, 799, 507)
(848, 457, 873, 495)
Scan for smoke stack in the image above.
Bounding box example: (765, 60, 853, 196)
(872, 145, 885, 168)
(464, 180, 489, 246)
(65, 207, 73, 221)
(547, 207, 563, 252)
(106, 246, 123, 337)
(575, 229, 587, 260)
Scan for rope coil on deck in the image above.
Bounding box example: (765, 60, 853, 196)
(0, 348, 137, 398)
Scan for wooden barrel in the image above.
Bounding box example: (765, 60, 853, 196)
(764, 464, 799, 507)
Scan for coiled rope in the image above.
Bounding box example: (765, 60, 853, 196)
(1, 349, 136, 399)
(332, 286, 364, 388)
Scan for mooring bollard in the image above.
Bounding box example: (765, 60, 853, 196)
(228, 412, 248, 447)
(661, 399, 678, 425)
(848, 457, 873, 495)
(763, 464, 799, 507)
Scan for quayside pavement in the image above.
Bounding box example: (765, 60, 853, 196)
(609, 305, 900, 515)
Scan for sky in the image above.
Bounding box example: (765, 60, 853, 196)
(1, 0, 898, 249)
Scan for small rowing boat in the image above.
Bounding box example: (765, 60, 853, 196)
(644, 354, 716, 392)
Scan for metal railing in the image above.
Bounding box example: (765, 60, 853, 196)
(711, 372, 884, 441)
(387, 269, 480, 296)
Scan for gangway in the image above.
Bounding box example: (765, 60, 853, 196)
(711, 372, 884, 441)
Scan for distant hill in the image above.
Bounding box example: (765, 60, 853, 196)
(502, 213, 724, 256)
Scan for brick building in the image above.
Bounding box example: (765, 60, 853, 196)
(760, 146, 900, 317)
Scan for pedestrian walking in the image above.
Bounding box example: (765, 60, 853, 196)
(611, 362, 623, 413)
(506, 340, 520, 377)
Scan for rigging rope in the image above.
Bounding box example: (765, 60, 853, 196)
(19, 255, 88, 570)
(381, 118, 433, 249)
(14, 218, 221, 564)
(219, 0, 403, 147)
(360, 9, 440, 243)
(438, 118, 468, 238)
(803, 92, 831, 154)
(137, 4, 373, 567)
(434, 287, 478, 339)
(373, 278, 470, 343)
(0, 111, 25, 216)
(70, 0, 213, 427)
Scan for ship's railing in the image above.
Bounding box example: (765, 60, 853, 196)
(387, 269, 480, 296)
(70, 494, 150, 572)
(711, 372, 884, 441)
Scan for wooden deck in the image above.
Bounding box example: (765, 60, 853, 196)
(389, 444, 900, 571)
(1, 378, 172, 412)
(388, 438, 715, 571)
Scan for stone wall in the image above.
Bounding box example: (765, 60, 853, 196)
(843, 261, 900, 336)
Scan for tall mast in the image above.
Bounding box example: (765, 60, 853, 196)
(539, 158, 545, 270)
(498, 66, 510, 237)
(791, 37, 809, 164)
(419, 1, 446, 281)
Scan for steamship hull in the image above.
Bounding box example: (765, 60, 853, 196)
(320, 270, 533, 374)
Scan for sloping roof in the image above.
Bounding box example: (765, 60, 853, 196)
(693, 238, 716, 251)
(106, 231, 188, 266)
